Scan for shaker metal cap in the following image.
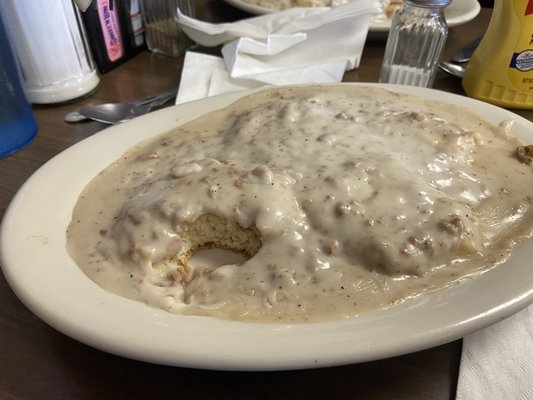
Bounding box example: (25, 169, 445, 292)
(404, 0, 452, 7)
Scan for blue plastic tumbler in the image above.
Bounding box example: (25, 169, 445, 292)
(0, 11, 37, 159)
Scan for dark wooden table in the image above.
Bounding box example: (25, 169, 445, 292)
(1, 3, 531, 399)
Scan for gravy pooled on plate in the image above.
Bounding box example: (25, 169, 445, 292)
(67, 85, 533, 322)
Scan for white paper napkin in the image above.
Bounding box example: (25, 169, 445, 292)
(176, 51, 347, 104)
(175, 0, 381, 104)
(456, 304, 533, 400)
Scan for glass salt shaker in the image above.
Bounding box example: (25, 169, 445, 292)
(379, 0, 451, 88)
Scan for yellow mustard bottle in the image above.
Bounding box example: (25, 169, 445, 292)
(462, 0, 533, 109)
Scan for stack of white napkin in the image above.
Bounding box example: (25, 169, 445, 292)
(175, 0, 382, 104)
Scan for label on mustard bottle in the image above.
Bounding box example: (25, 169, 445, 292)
(508, 0, 533, 91)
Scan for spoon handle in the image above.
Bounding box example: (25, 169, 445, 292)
(133, 87, 178, 107)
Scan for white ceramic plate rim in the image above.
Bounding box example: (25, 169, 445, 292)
(1, 83, 532, 371)
(222, 0, 481, 32)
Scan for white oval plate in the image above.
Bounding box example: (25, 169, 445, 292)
(222, 0, 481, 32)
(1, 83, 532, 371)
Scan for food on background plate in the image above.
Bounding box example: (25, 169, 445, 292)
(238, 0, 404, 18)
(383, 0, 403, 18)
(67, 85, 533, 323)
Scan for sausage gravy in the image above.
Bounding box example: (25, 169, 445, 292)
(66, 85, 533, 322)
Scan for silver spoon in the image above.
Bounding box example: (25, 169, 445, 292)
(437, 38, 478, 80)
(75, 103, 153, 124)
(438, 61, 466, 79)
(65, 87, 178, 124)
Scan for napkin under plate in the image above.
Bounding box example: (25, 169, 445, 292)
(456, 304, 533, 400)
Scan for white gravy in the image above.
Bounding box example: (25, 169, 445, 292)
(66, 85, 533, 322)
